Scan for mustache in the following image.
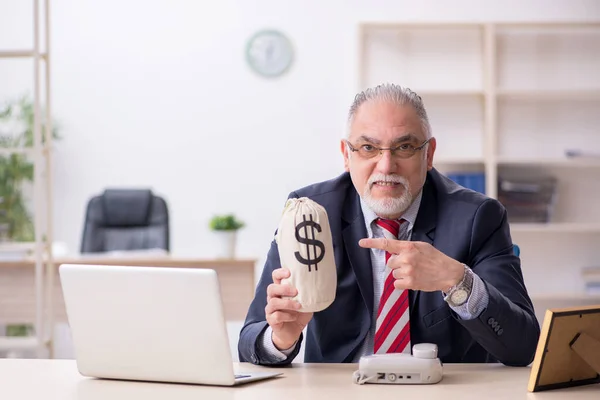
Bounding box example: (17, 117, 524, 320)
(368, 174, 408, 186)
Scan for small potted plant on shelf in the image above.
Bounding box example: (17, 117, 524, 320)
(209, 214, 244, 259)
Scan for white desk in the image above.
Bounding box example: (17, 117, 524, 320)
(0, 359, 598, 399)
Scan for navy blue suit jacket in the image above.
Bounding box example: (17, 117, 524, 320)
(238, 169, 540, 366)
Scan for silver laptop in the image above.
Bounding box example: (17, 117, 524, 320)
(59, 263, 282, 386)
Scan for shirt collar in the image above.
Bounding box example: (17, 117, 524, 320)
(360, 189, 423, 238)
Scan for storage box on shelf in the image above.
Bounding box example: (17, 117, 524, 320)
(581, 266, 600, 296)
(500, 165, 600, 229)
(357, 21, 600, 315)
(498, 176, 557, 223)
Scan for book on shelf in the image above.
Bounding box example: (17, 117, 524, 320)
(446, 172, 485, 195)
(581, 266, 600, 281)
(584, 282, 600, 296)
(581, 266, 600, 296)
(565, 149, 600, 159)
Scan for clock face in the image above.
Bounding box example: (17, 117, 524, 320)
(246, 30, 294, 78)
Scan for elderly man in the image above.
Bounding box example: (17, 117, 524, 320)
(238, 83, 540, 366)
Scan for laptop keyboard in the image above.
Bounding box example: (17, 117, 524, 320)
(235, 374, 251, 379)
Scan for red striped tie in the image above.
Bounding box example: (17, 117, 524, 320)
(374, 218, 411, 354)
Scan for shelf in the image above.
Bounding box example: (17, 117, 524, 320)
(497, 98, 598, 158)
(0, 242, 36, 251)
(362, 22, 483, 29)
(1, 0, 59, 360)
(0, 337, 39, 351)
(416, 90, 484, 97)
(498, 157, 600, 168)
(0, 50, 47, 59)
(434, 157, 484, 165)
(496, 23, 600, 30)
(497, 89, 600, 101)
(0, 148, 35, 156)
(510, 223, 600, 234)
(362, 24, 483, 93)
(531, 293, 600, 302)
(0, 242, 36, 262)
(358, 21, 600, 332)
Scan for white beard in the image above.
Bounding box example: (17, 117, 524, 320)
(362, 174, 413, 218)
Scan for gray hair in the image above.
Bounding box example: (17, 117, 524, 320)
(347, 83, 432, 139)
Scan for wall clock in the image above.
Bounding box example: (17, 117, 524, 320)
(246, 30, 294, 78)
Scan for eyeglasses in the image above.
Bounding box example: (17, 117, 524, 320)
(344, 138, 432, 160)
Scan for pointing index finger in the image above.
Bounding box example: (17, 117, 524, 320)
(358, 238, 412, 253)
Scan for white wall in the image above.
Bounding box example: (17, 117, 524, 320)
(1, 0, 599, 272)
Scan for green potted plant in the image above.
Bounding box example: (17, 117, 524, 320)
(0, 94, 59, 244)
(209, 214, 244, 258)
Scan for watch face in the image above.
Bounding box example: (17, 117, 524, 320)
(451, 289, 469, 306)
(246, 30, 294, 78)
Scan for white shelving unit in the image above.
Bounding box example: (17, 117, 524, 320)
(357, 22, 600, 314)
(0, 0, 55, 358)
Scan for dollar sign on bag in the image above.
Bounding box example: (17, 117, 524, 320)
(294, 214, 325, 272)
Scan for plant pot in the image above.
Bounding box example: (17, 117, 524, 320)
(213, 230, 237, 259)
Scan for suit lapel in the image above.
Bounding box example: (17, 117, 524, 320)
(342, 188, 374, 317)
(409, 175, 437, 316)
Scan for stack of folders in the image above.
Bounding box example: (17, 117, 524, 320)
(446, 172, 485, 195)
(581, 267, 600, 295)
(497, 177, 557, 223)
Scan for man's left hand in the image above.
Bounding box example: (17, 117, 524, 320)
(359, 238, 464, 292)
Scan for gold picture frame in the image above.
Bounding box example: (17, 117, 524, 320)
(528, 305, 600, 392)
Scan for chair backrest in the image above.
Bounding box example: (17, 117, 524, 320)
(80, 189, 169, 253)
(513, 244, 520, 257)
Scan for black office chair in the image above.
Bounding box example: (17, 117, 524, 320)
(80, 189, 170, 253)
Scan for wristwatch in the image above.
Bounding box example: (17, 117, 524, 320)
(443, 264, 473, 307)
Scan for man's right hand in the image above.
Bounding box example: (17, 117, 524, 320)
(265, 268, 313, 350)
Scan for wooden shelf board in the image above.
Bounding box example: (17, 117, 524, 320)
(361, 22, 600, 32)
(497, 89, 600, 101)
(495, 23, 600, 35)
(510, 223, 600, 233)
(0, 148, 36, 156)
(361, 22, 484, 29)
(0, 337, 39, 351)
(498, 157, 600, 168)
(434, 157, 485, 165)
(415, 90, 484, 96)
(494, 22, 600, 28)
(531, 293, 600, 302)
(0, 50, 47, 59)
(0, 242, 36, 251)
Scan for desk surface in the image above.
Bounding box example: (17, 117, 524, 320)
(0, 359, 598, 399)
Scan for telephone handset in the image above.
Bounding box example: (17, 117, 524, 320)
(352, 343, 443, 385)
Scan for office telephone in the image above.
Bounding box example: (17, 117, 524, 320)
(352, 343, 443, 385)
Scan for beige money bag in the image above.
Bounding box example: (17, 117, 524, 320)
(276, 197, 337, 313)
